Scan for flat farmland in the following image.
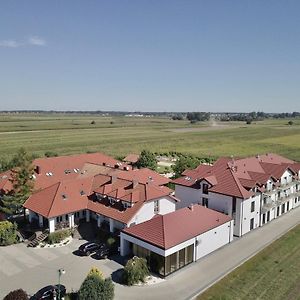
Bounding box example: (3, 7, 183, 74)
(0, 114, 299, 161)
(198, 224, 300, 300)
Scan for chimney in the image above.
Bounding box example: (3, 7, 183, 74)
(111, 175, 117, 183)
(35, 165, 41, 174)
(188, 204, 194, 211)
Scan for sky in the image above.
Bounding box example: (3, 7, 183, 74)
(0, 1, 300, 112)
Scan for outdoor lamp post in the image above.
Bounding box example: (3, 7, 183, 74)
(58, 268, 66, 300)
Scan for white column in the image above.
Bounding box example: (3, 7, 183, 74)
(97, 214, 103, 227)
(120, 234, 130, 256)
(49, 218, 55, 233)
(38, 214, 43, 227)
(109, 218, 114, 233)
(28, 210, 34, 223)
(86, 210, 90, 222)
(69, 213, 74, 228)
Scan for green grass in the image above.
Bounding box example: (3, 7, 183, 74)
(198, 224, 300, 300)
(0, 113, 299, 161)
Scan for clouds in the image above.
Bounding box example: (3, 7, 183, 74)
(0, 36, 46, 48)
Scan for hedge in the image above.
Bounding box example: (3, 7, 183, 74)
(46, 229, 71, 244)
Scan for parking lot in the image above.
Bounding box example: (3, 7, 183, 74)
(0, 239, 123, 298)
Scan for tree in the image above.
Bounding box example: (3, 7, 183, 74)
(79, 274, 114, 300)
(0, 148, 34, 216)
(0, 221, 18, 246)
(123, 256, 150, 285)
(3, 289, 28, 300)
(136, 150, 157, 171)
(172, 156, 202, 179)
(288, 120, 294, 126)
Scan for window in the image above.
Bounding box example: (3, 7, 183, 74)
(267, 211, 270, 222)
(251, 201, 255, 213)
(281, 203, 285, 214)
(287, 201, 290, 211)
(277, 206, 280, 217)
(202, 198, 208, 207)
(250, 218, 254, 230)
(154, 200, 159, 214)
(232, 197, 236, 214)
(203, 183, 209, 195)
(262, 214, 266, 224)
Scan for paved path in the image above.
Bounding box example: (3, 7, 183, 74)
(114, 207, 300, 300)
(0, 207, 299, 299)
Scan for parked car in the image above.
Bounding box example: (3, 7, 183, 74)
(94, 244, 110, 259)
(31, 284, 66, 299)
(78, 242, 102, 256)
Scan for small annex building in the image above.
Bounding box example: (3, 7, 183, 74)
(120, 204, 233, 276)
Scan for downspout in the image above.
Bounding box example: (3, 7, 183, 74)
(240, 199, 244, 236)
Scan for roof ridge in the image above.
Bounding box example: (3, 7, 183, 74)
(228, 168, 249, 199)
(46, 182, 61, 217)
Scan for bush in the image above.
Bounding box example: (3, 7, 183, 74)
(87, 267, 104, 280)
(79, 274, 114, 300)
(288, 120, 294, 126)
(0, 221, 18, 246)
(46, 229, 71, 244)
(44, 151, 58, 157)
(123, 256, 150, 285)
(4, 289, 28, 300)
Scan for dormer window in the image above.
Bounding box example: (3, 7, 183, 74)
(80, 190, 85, 196)
(62, 194, 67, 200)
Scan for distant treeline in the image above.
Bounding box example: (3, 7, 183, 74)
(1, 110, 299, 122)
(171, 111, 300, 123)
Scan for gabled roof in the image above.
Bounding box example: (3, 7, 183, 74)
(173, 153, 299, 199)
(123, 204, 232, 250)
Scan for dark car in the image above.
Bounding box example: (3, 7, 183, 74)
(78, 242, 102, 256)
(94, 244, 110, 259)
(31, 284, 66, 299)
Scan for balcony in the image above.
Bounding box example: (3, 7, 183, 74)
(261, 201, 276, 213)
(276, 191, 300, 205)
(278, 181, 296, 190)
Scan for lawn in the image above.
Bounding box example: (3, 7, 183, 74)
(198, 224, 300, 300)
(0, 113, 299, 161)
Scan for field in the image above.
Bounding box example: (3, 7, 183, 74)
(198, 224, 300, 300)
(0, 113, 299, 161)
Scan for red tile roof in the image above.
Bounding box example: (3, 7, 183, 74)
(173, 153, 299, 199)
(123, 154, 140, 164)
(0, 170, 13, 193)
(23, 153, 173, 223)
(123, 204, 232, 250)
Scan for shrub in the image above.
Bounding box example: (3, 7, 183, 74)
(44, 151, 58, 157)
(4, 289, 29, 300)
(46, 229, 71, 244)
(106, 236, 116, 248)
(87, 267, 104, 280)
(288, 120, 294, 126)
(123, 256, 150, 285)
(79, 275, 114, 300)
(0, 221, 18, 246)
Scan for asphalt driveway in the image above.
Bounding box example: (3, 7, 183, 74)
(1, 207, 300, 300)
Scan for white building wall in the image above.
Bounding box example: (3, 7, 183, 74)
(240, 195, 261, 236)
(195, 220, 233, 260)
(175, 185, 201, 209)
(128, 197, 176, 226)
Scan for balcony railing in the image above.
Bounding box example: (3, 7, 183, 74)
(278, 181, 296, 190)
